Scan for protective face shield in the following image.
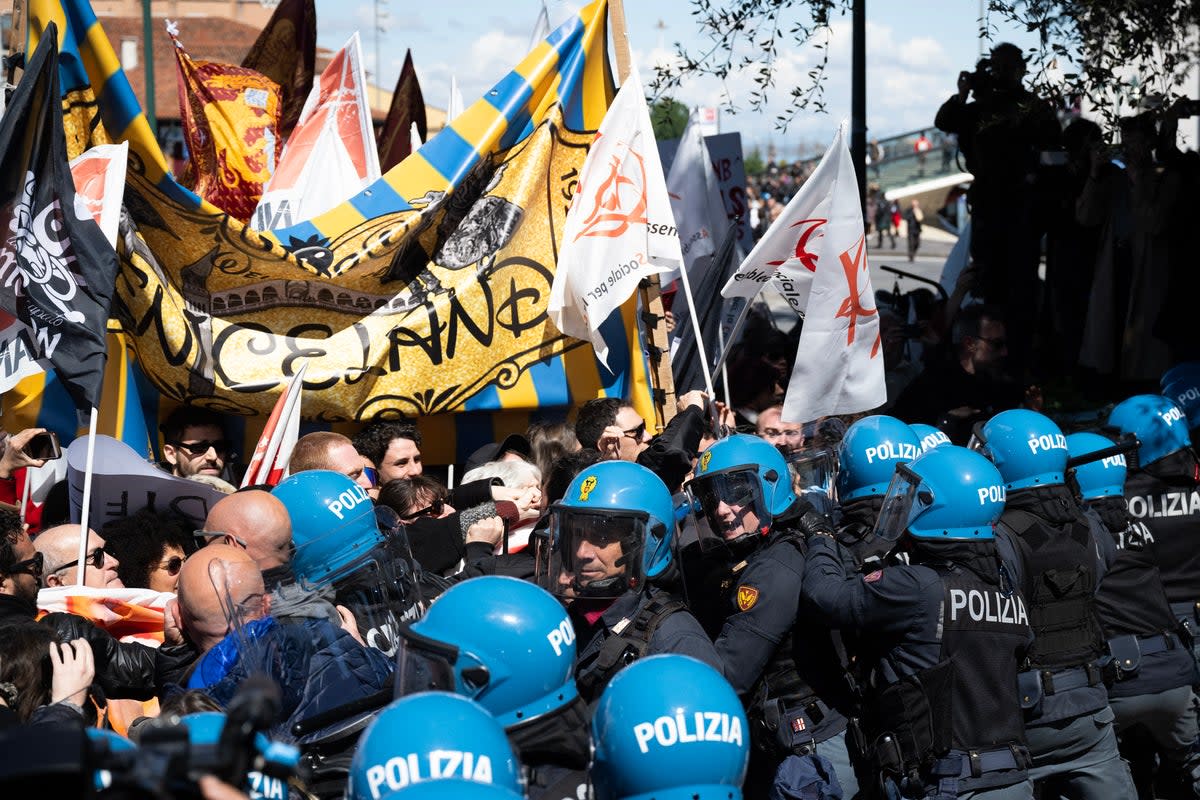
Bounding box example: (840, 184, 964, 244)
(394, 576, 578, 728)
(687, 465, 772, 550)
(1109, 394, 1193, 467)
(785, 448, 837, 517)
(347, 692, 523, 800)
(970, 409, 1068, 490)
(541, 506, 650, 598)
(373, 504, 429, 624)
(875, 446, 1006, 543)
(591, 655, 748, 800)
(536, 462, 676, 598)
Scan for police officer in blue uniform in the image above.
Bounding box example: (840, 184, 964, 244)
(686, 434, 859, 798)
(973, 410, 1136, 799)
(1067, 431, 1200, 798)
(803, 445, 1035, 799)
(538, 460, 720, 704)
(834, 416, 925, 568)
(1109, 394, 1200, 665)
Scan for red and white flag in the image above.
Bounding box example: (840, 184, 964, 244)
(779, 125, 886, 422)
(241, 362, 307, 487)
(549, 66, 681, 369)
(721, 126, 851, 315)
(69, 142, 127, 248)
(252, 33, 380, 231)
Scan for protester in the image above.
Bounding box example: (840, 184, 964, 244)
(101, 509, 194, 592)
(35, 524, 124, 589)
(201, 490, 293, 576)
(159, 406, 234, 481)
(289, 432, 374, 490)
(351, 420, 423, 482)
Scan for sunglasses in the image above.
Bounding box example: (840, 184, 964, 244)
(8, 551, 44, 579)
(621, 421, 647, 441)
(194, 530, 249, 548)
(362, 466, 379, 488)
(171, 439, 232, 457)
(402, 498, 446, 521)
(158, 555, 185, 576)
(51, 546, 105, 575)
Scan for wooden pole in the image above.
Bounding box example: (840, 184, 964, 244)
(607, 0, 677, 429)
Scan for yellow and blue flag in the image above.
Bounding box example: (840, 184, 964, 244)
(14, 0, 659, 464)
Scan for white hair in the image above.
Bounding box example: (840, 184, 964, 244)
(462, 459, 542, 489)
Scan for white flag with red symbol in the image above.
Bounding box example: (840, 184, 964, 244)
(780, 125, 886, 422)
(240, 362, 307, 487)
(721, 126, 852, 314)
(549, 66, 681, 369)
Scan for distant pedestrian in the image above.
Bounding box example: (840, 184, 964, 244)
(904, 199, 924, 262)
(873, 192, 896, 249)
(914, 130, 933, 177)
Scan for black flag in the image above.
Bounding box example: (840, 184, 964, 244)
(0, 22, 118, 412)
(671, 221, 741, 394)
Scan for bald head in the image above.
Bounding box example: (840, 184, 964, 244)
(204, 490, 293, 570)
(176, 544, 267, 653)
(36, 524, 123, 589)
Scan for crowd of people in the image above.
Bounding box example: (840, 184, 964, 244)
(3, 354, 1200, 799)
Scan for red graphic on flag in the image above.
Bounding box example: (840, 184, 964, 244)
(835, 235, 881, 357)
(574, 132, 649, 241)
(766, 218, 826, 271)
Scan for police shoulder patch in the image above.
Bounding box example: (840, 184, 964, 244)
(863, 570, 883, 583)
(736, 586, 759, 611)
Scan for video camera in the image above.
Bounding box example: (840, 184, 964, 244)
(0, 676, 301, 799)
(963, 57, 995, 100)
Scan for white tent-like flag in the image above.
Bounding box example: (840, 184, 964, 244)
(780, 125, 886, 422)
(252, 33, 381, 231)
(721, 125, 849, 315)
(663, 111, 724, 285)
(446, 75, 465, 126)
(549, 66, 682, 370)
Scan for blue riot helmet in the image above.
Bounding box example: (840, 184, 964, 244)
(348, 693, 523, 800)
(394, 576, 578, 728)
(540, 461, 676, 598)
(1162, 379, 1200, 436)
(970, 409, 1068, 490)
(273, 470, 383, 586)
(685, 434, 797, 548)
(591, 655, 748, 800)
(378, 781, 525, 800)
(86, 729, 137, 793)
(910, 423, 951, 453)
(1108, 394, 1192, 467)
(836, 416, 923, 501)
(1161, 361, 1200, 391)
(872, 445, 1006, 543)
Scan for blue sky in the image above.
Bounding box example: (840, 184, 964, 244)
(315, 0, 1042, 159)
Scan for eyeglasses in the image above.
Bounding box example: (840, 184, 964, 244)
(621, 421, 647, 441)
(171, 439, 231, 457)
(402, 498, 446, 521)
(8, 551, 44, 579)
(194, 530, 249, 548)
(50, 546, 105, 575)
(157, 555, 185, 576)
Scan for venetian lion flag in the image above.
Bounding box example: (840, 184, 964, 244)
(550, 66, 682, 369)
(721, 124, 851, 316)
(253, 32, 379, 231)
(169, 21, 283, 223)
(780, 126, 885, 423)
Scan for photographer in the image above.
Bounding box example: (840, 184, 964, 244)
(935, 42, 1061, 382)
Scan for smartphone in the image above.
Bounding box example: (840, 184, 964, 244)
(25, 431, 61, 460)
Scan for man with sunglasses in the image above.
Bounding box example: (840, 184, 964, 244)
(159, 406, 233, 480)
(35, 524, 123, 589)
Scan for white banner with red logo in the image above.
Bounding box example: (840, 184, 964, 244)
(548, 66, 681, 369)
(69, 142, 127, 247)
(252, 33, 380, 231)
(781, 125, 886, 422)
(721, 127, 850, 315)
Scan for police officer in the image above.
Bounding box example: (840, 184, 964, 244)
(347, 692, 524, 799)
(538, 460, 720, 703)
(591, 654, 749, 800)
(973, 409, 1135, 798)
(394, 576, 589, 799)
(1110, 394, 1200, 665)
(686, 434, 859, 797)
(804, 445, 1034, 799)
(835, 415, 924, 567)
(1067, 431, 1200, 798)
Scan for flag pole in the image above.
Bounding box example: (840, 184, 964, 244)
(609, 0, 678, 429)
(75, 406, 99, 586)
(675, 256, 717, 402)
